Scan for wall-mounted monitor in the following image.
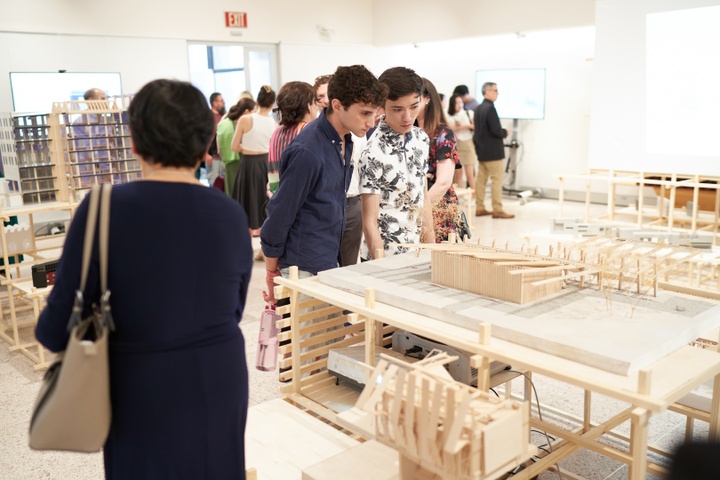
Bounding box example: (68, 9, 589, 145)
(10, 72, 123, 113)
(475, 68, 546, 120)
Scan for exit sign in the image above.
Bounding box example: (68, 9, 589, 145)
(225, 12, 247, 28)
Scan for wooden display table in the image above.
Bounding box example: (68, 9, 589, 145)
(302, 440, 399, 480)
(274, 256, 720, 480)
(245, 398, 360, 480)
(555, 170, 720, 245)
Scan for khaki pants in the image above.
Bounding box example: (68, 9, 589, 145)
(475, 159, 505, 213)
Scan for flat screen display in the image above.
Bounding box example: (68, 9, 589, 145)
(475, 68, 546, 120)
(10, 72, 123, 113)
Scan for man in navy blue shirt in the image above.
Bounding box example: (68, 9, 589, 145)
(261, 65, 386, 302)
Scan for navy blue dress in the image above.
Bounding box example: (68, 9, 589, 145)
(36, 181, 253, 480)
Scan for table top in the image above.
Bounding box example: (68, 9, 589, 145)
(276, 273, 720, 413)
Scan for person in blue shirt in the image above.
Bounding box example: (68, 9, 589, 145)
(261, 65, 386, 303)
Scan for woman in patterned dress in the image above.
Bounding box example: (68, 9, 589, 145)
(417, 78, 462, 242)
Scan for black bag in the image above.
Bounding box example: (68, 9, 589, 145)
(455, 210, 472, 240)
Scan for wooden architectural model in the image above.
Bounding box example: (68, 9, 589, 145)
(0, 96, 142, 369)
(49, 98, 141, 203)
(556, 169, 720, 246)
(431, 249, 563, 304)
(0, 112, 22, 207)
(354, 351, 533, 480)
(412, 230, 720, 305)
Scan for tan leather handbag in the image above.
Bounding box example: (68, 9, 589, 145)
(29, 184, 115, 452)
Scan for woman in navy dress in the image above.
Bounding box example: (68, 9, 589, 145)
(36, 79, 253, 480)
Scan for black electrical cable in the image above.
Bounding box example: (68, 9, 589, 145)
(509, 370, 566, 479)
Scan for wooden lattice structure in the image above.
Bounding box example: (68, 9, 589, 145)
(49, 98, 141, 202)
(0, 96, 144, 370)
(408, 233, 720, 305)
(0, 112, 21, 207)
(11, 113, 60, 205)
(355, 351, 533, 480)
(431, 250, 563, 304)
(556, 169, 720, 246)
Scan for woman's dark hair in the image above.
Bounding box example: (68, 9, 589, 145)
(273, 81, 315, 127)
(327, 65, 387, 113)
(420, 77, 444, 137)
(256, 85, 276, 108)
(448, 94, 463, 116)
(227, 98, 256, 121)
(378, 67, 422, 101)
(128, 79, 214, 168)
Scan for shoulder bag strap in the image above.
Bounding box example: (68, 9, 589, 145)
(78, 185, 102, 293)
(68, 185, 102, 332)
(98, 185, 112, 294)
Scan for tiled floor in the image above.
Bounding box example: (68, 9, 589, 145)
(0, 193, 709, 479)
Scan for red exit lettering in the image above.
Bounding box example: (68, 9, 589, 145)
(225, 12, 247, 28)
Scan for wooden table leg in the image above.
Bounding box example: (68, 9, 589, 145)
(710, 373, 720, 441)
(629, 407, 650, 480)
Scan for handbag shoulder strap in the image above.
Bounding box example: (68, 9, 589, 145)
(79, 185, 102, 294)
(98, 185, 112, 294)
(79, 184, 112, 294)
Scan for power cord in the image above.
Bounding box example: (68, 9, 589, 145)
(507, 370, 565, 480)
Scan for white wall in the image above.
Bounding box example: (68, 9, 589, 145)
(0, 0, 374, 45)
(370, 0, 594, 46)
(375, 27, 596, 193)
(0, 32, 188, 112)
(278, 44, 382, 85)
(0, 0, 596, 193)
(589, 0, 720, 177)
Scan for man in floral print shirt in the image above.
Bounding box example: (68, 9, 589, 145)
(358, 67, 434, 261)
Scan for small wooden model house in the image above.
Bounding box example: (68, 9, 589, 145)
(355, 352, 534, 479)
(431, 250, 564, 304)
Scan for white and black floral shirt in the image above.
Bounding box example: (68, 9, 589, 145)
(358, 119, 430, 260)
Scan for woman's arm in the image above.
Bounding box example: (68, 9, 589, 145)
(426, 158, 455, 204)
(421, 181, 436, 244)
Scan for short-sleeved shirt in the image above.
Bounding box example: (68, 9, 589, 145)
(358, 119, 430, 260)
(427, 124, 460, 182)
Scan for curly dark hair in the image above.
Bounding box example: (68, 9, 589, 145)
(273, 81, 315, 127)
(227, 98, 256, 121)
(128, 79, 214, 168)
(327, 65, 387, 113)
(378, 67, 423, 101)
(256, 85, 276, 108)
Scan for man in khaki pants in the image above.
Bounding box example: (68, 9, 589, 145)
(473, 82, 514, 219)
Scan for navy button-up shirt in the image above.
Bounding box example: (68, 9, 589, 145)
(261, 111, 353, 275)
